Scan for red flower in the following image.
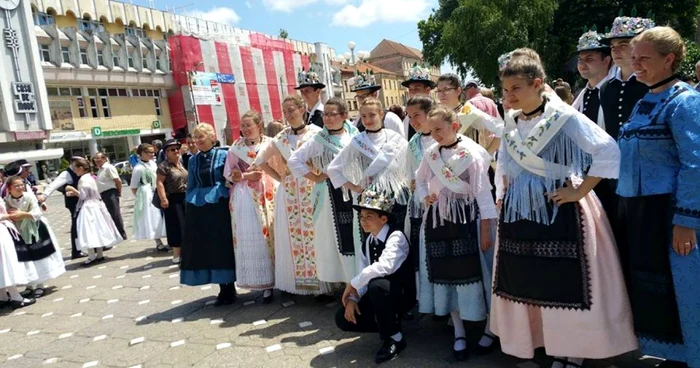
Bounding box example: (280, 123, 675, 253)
(247, 151, 257, 159)
(265, 191, 274, 201)
(262, 227, 269, 236)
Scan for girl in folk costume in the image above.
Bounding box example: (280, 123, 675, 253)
(328, 98, 410, 233)
(0, 198, 33, 308)
(288, 98, 359, 284)
(255, 94, 330, 296)
(5, 176, 66, 297)
(490, 53, 637, 367)
(415, 106, 497, 362)
(129, 143, 167, 249)
(224, 110, 278, 304)
(66, 159, 123, 266)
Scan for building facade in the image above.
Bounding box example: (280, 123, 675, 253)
(367, 38, 440, 98)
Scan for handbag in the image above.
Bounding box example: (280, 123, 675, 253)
(152, 188, 164, 210)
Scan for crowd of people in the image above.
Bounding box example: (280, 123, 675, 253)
(0, 14, 697, 368)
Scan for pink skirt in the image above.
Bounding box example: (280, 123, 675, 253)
(490, 193, 638, 359)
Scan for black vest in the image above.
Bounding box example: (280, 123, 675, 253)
(307, 110, 324, 128)
(60, 168, 80, 211)
(581, 87, 601, 123)
(363, 225, 413, 283)
(601, 76, 648, 139)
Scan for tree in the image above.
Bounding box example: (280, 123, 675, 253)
(680, 39, 700, 80)
(419, 0, 700, 86)
(279, 29, 289, 39)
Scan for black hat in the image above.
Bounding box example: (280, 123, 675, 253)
(3, 162, 22, 176)
(401, 63, 437, 89)
(352, 190, 395, 218)
(295, 67, 326, 90)
(15, 159, 30, 167)
(163, 139, 182, 150)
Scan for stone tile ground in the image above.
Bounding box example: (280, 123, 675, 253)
(0, 192, 664, 367)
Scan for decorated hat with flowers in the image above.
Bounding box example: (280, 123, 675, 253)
(353, 189, 395, 216)
(295, 67, 326, 90)
(498, 52, 513, 72)
(577, 26, 609, 53)
(349, 69, 381, 93)
(601, 8, 655, 44)
(402, 63, 437, 88)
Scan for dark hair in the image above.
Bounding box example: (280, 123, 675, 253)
(554, 86, 573, 104)
(388, 104, 405, 120)
(6, 175, 23, 188)
(73, 158, 91, 171)
(152, 140, 163, 149)
(427, 104, 458, 124)
(500, 54, 547, 92)
(406, 96, 435, 114)
(437, 73, 461, 89)
(325, 97, 348, 115)
(137, 143, 154, 155)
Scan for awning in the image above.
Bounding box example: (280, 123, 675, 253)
(0, 148, 64, 164)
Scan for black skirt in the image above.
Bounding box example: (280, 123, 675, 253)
(14, 221, 57, 262)
(327, 180, 354, 255)
(181, 198, 235, 271)
(163, 192, 186, 247)
(424, 203, 482, 286)
(494, 200, 592, 310)
(617, 194, 683, 344)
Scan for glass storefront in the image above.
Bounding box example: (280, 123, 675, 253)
(45, 136, 132, 164)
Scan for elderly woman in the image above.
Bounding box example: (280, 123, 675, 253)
(180, 124, 236, 306)
(130, 143, 167, 250)
(156, 139, 188, 264)
(617, 27, 700, 368)
(93, 152, 126, 239)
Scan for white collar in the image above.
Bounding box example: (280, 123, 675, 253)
(309, 100, 323, 114)
(611, 65, 636, 82)
(368, 224, 390, 244)
(586, 68, 614, 90)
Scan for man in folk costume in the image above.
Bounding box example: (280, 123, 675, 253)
(349, 69, 405, 137)
(288, 98, 360, 284)
(571, 27, 614, 127)
(336, 190, 414, 364)
(597, 12, 655, 255)
(296, 67, 326, 128)
(36, 157, 86, 260)
(401, 63, 437, 140)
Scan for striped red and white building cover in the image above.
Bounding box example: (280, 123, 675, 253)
(167, 34, 312, 141)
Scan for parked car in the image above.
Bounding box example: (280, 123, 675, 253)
(113, 161, 132, 184)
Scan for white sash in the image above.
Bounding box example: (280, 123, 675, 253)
(351, 131, 403, 179)
(425, 136, 476, 193)
(457, 102, 504, 137)
(503, 104, 573, 177)
(231, 137, 266, 166)
(274, 130, 294, 161)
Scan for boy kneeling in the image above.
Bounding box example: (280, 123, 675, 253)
(336, 190, 413, 364)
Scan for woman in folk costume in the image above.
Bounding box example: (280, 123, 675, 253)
(4, 176, 65, 297)
(255, 94, 330, 297)
(415, 106, 497, 361)
(129, 143, 167, 250)
(328, 97, 410, 233)
(288, 98, 359, 284)
(181, 123, 236, 306)
(224, 110, 277, 304)
(0, 196, 33, 308)
(617, 27, 700, 368)
(490, 52, 636, 367)
(66, 159, 123, 266)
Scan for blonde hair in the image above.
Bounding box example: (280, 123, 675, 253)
(241, 110, 264, 130)
(511, 48, 542, 64)
(265, 120, 284, 137)
(427, 105, 457, 124)
(192, 123, 216, 140)
(500, 54, 547, 93)
(632, 26, 686, 72)
(359, 97, 383, 112)
(283, 94, 305, 109)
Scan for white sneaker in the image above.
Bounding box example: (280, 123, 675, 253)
(172, 257, 181, 264)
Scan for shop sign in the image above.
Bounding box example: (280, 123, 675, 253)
(12, 82, 37, 114)
(99, 129, 140, 137)
(152, 120, 161, 129)
(190, 71, 222, 105)
(49, 131, 86, 142)
(14, 130, 47, 140)
(92, 126, 102, 137)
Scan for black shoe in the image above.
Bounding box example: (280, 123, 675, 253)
(213, 296, 236, 307)
(453, 337, 468, 361)
(103, 246, 113, 252)
(658, 361, 688, 368)
(375, 338, 406, 364)
(474, 333, 499, 355)
(32, 288, 45, 298)
(20, 289, 32, 298)
(402, 311, 415, 321)
(81, 257, 104, 267)
(10, 298, 36, 309)
(314, 294, 335, 304)
(71, 252, 88, 260)
(262, 292, 273, 304)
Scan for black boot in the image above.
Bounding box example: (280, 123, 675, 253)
(214, 283, 236, 307)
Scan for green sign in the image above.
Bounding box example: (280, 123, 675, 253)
(152, 120, 161, 129)
(102, 129, 140, 137)
(91, 126, 102, 137)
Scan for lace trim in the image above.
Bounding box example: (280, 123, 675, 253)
(619, 125, 671, 140)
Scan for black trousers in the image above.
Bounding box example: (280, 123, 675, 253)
(68, 205, 80, 257)
(100, 188, 127, 239)
(335, 278, 403, 340)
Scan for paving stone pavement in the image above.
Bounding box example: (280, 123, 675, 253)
(0, 192, 663, 368)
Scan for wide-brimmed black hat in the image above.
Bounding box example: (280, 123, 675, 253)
(295, 67, 326, 90)
(352, 190, 395, 218)
(350, 70, 382, 93)
(401, 63, 436, 88)
(3, 162, 22, 176)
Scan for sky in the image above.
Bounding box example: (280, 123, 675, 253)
(130, 0, 458, 73)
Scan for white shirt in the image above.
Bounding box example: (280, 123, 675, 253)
(350, 224, 409, 298)
(42, 170, 73, 197)
(403, 115, 411, 140)
(307, 100, 324, 125)
(96, 163, 120, 193)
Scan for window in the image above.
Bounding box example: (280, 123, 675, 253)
(128, 53, 134, 68)
(125, 27, 145, 38)
(79, 48, 88, 65)
(46, 87, 59, 96)
(156, 59, 162, 71)
(97, 49, 105, 66)
(100, 96, 110, 118)
(61, 46, 70, 63)
(77, 97, 87, 118)
(113, 54, 120, 68)
(154, 98, 161, 116)
(108, 89, 118, 97)
(142, 51, 148, 69)
(153, 90, 160, 97)
(39, 44, 50, 62)
(146, 90, 154, 97)
(118, 89, 128, 97)
(98, 89, 108, 97)
(79, 19, 91, 31)
(36, 12, 55, 26)
(89, 97, 98, 118)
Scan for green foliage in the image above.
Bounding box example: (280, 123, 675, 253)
(58, 158, 69, 172)
(279, 28, 289, 39)
(419, 0, 700, 86)
(680, 39, 700, 80)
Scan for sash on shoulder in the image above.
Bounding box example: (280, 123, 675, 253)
(457, 102, 504, 137)
(351, 131, 404, 179)
(231, 136, 267, 165)
(425, 137, 476, 194)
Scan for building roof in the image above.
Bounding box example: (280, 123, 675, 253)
(339, 63, 397, 76)
(369, 39, 423, 60)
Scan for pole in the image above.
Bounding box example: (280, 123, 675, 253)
(186, 70, 200, 127)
